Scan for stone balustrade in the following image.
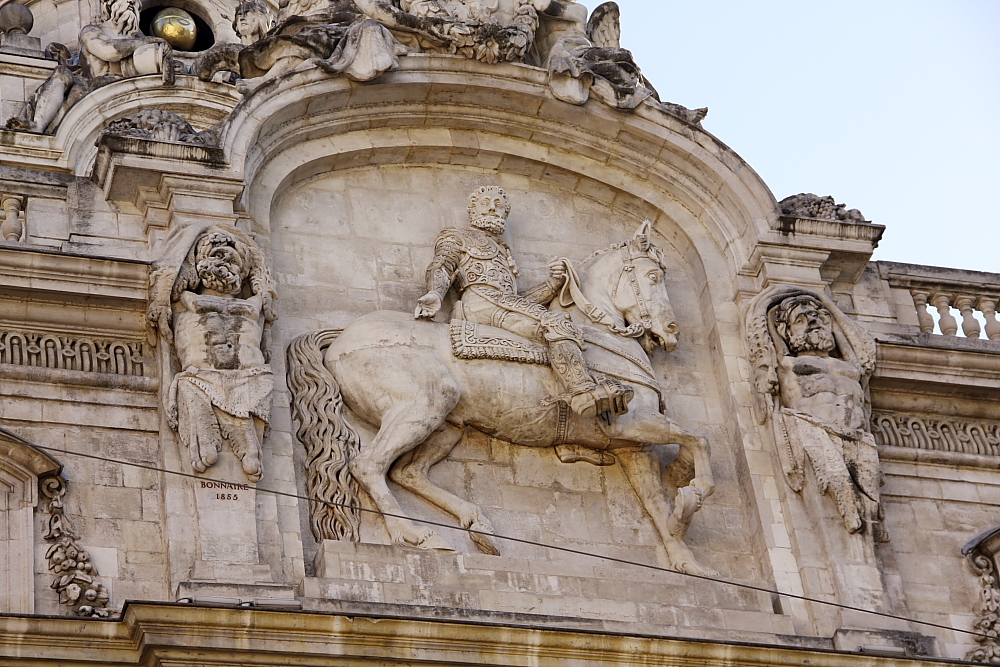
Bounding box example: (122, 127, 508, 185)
(880, 261, 1000, 340)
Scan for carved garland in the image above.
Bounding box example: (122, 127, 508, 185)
(40, 475, 112, 617)
(0, 328, 145, 376)
(872, 412, 1000, 457)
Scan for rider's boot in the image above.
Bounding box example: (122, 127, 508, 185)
(547, 339, 633, 418)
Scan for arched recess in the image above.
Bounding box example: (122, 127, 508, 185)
(0, 426, 61, 615)
(222, 56, 778, 288)
(54, 75, 242, 176)
(220, 55, 785, 577)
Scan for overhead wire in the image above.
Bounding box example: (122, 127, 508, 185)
(25, 440, 987, 640)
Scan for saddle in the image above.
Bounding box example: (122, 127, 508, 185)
(449, 319, 549, 365)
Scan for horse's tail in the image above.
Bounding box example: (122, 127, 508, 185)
(286, 329, 361, 543)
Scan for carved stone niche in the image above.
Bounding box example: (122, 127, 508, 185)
(963, 526, 1000, 663)
(0, 425, 61, 614)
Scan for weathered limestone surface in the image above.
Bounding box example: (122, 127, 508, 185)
(0, 3, 997, 662)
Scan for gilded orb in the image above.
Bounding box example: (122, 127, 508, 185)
(151, 8, 197, 51)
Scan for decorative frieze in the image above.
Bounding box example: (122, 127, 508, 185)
(872, 412, 1000, 457)
(0, 328, 145, 376)
(40, 474, 111, 617)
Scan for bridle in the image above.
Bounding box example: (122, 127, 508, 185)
(556, 241, 664, 339)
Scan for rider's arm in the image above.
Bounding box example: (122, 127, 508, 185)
(520, 258, 567, 306)
(424, 230, 464, 301)
(521, 278, 560, 306)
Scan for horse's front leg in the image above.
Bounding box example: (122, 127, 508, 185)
(605, 412, 715, 502)
(614, 446, 719, 577)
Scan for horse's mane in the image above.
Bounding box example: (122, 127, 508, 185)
(577, 238, 668, 272)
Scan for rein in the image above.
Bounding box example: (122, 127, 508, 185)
(553, 245, 668, 412)
(555, 245, 654, 339)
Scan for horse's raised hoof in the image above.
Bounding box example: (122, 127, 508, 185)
(676, 559, 719, 578)
(555, 444, 616, 466)
(468, 520, 500, 556)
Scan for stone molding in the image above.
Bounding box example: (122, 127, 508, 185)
(0, 327, 146, 376)
(0, 244, 148, 305)
(0, 601, 954, 666)
(0, 426, 61, 615)
(872, 411, 1000, 458)
(771, 215, 885, 246)
(0, 76, 241, 174)
(221, 56, 775, 280)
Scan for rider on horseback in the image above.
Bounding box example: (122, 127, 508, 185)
(414, 186, 633, 418)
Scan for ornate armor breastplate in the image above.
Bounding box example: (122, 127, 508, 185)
(454, 229, 518, 294)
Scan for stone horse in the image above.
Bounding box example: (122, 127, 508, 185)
(286, 223, 716, 575)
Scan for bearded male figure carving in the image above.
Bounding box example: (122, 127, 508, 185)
(415, 186, 633, 418)
(747, 287, 886, 542)
(148, 225, 277, 483)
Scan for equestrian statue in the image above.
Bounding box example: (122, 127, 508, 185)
(286, 186, 716, 575)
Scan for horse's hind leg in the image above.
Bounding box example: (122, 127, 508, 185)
(350, 397, 459, 551)
(390, 424, 500, 556)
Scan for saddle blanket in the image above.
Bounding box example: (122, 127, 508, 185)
(450, 319, 549, 364)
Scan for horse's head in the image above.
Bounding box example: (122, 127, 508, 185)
(616, 222, 679, 353)
(568, 221, 679, 353)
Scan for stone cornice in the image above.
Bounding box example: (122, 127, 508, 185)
(0, 602, 956, 666)
(0, 243, 148, 304)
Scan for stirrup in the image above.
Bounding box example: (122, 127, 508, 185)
(547, 377, 634, 420)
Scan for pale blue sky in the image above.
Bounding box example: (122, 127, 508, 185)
(622, 1, 999, 273)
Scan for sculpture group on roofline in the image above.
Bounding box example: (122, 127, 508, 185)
(5, 0, 707, 135)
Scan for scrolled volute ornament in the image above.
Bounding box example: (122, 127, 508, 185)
(964, 528, 1000, 663)
(39, 473, 112, 617)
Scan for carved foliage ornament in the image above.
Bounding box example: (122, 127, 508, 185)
(778, 193, 867, 224)
(964, 527, 1000, 663)
(40, 475, 111, 617)
(104, 110, 220, 147)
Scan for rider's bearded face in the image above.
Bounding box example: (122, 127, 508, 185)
(469, 192, 508, 235)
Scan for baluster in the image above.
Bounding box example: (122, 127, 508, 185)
(931, 293, 958, 336)
(955, 296, 981, 339)
(979, 297, 1000, 341)
(0, 194, 25, 242)
(910, 290, 935, 333)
